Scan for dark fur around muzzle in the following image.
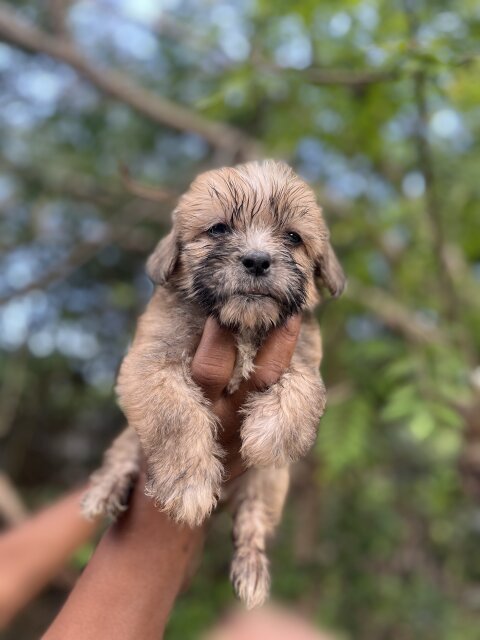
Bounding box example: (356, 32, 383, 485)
(188, 243, 308, 331)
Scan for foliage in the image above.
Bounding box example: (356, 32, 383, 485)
(0, 0, 479, 638)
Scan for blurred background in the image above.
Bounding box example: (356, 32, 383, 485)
(0, 0, 479, 638)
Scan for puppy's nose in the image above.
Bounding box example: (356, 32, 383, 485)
(242, 251, 271, 277)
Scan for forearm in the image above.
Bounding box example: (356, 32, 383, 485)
(43, 316, 300, 638)
(0, 486, 97, 629)
(43, 477, 204, 640)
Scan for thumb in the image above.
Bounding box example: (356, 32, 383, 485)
(234, 315, 301, 404)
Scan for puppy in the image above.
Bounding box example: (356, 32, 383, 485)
(82, 160, 345, 608)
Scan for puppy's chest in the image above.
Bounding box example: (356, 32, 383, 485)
(226, 335, 259, 394)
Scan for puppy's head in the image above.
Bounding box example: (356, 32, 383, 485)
(147, 161, 345, 332)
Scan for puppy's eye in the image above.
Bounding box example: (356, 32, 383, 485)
(207, 223, 231, 237)
(286, 231, 302, 245)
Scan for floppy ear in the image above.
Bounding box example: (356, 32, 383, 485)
(146, 229, 179, 284)
(315, 242, 346, 298)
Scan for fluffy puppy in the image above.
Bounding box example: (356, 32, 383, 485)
(82, 160, 345, 608)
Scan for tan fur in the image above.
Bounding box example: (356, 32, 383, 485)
(82, 160, 345, 607)
(229, 466, 290, 609)
(81, 427, 141, 520)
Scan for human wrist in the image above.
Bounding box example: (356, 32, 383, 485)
(43, 479, 204, 640)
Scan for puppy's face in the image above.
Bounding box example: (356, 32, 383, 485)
(148, 161, 345, 333)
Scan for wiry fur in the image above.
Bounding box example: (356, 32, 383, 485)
(229, 466, 290, 609)
(81, 427, 141, 520)
(82, 160, 345, 607)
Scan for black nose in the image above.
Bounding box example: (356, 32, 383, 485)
(242, 251, 271, 277)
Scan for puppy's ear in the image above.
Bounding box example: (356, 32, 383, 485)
(146, 229, 179, 284)
(315, 242, 346, 298)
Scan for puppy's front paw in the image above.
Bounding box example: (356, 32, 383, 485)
(241, 371, 326, 467)
(230, 547, 270, 609)
(241, 411, 307, 467)
(145, 454, 224, 527)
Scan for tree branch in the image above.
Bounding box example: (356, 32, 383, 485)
(304, 67, 400, 87)
(0, 156, 177, 209)
(47, 0, 71, 39)
(0, 4, 260, 160)
(250, 49, 401, 88)
(412, 70, 460, 320)
(0, 241, 108, 306)
(0, 157, 114, 207)
(400, 0, 463, 327)
(0, 195, 167, 305)
(119, 164, 175, 203)
(346, 278, 447, 345)
(0, 473, 27, 525)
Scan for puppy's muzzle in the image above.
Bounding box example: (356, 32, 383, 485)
(241, 251, 271, 277)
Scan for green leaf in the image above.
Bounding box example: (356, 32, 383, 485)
(408, 408, 436, 441)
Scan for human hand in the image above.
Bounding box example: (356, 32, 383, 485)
(43, 314, 302, 640)
(191, 314, 302, 481)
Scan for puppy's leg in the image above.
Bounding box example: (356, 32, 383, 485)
(230, 465, 289, 609)
(81, 426, 141, 520)
(118, 361, 223, 527)
(241, 363, 326, 468)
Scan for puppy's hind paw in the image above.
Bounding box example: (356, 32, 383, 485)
(230, 547, 270, 609)
(81, 476, 134, 521)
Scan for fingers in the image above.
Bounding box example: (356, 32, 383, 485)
(192, 313, 301, 406)
(238, 315, 301, 397)
(191, 317, 237, 402)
